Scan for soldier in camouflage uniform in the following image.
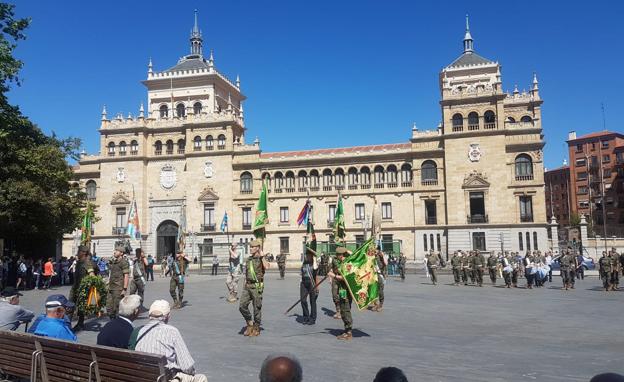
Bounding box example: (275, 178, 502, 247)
(609, 250, 620, 291)
(425, 251, 440, 285)
(169, 250, 187, 309)
(372, 249, 387, 312)
(226, 244, 243, 302)
(106, 246, 130, 318)
(276, 253, 287, 279)
(598, 251, 611, 291)
(328, 246, 353, 340)
(450, 251, 462, 286)
(70, 245, 96, 331)
(487, 253, 498, 284)
(239, 239, 270, 337)
(460, 251, 471, 286)
(398, 252, 407, 280)
(559, 250, 573, 290)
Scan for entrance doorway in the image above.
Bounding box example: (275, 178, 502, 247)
(157, 220, 179, 262)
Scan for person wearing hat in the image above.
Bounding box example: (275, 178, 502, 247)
(327, 246, 353, 340)
(128, 248, 148, 311)
(133, 300, 207, 382)
(170, 250, 188, 309)
(107, 245, 130, 319)
(226, 243, 243, 303)
(425, 250, 440, 285)
(299, 247, 318, 325)
(0, 287, 34, 331)
(70, 245, 96, 331)
(32, 294, 76, 341)
(239, 239, 269, 337)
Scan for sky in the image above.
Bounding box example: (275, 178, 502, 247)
(7, 0, 624, 170)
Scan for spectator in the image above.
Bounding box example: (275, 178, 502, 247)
(68, 256, 76, 285)
(32, 294, 76, 341)
(43, 258, 54, 289)
(97, 295, 141, 348)
(590, 374, 624, 382)
(61, 257, 70, 285)
(0, 287, 34, 331)
(33, 260, 42, 290)
(212, 256, 219, 276)
(134, 300, 207, 382)
(160, 257, 168, 278)
(146, 255, 155, 281)
(259, 354, 303, 382)
(16, 256, 26, 290)
(373, 367, 408, 382)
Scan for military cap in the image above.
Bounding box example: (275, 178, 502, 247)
(250, 239, 262, 247)
(335, 246, 347, 255)
(114, 245, 126, 253)
(78, 245, 90, 253)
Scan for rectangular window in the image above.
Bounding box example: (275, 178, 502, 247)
(469, 192, 486, 222)
(381, 234, 393, 254)
(526, 232, 531, 251)
(242, 207, 251, 229)
(577, 172, 587, 181)
(603, 168, 611, 178)
(602, 154, 610, 163)
(518, 232, 524, 251)
(425, 200, 437, 225)
(519, 196, 533, 222)
(575, 158, 586, 167)
(203, 238, 213, 255)
(423, 234, 427, 252)
(381, 202, 392, 219)
(591, 156, 598, 167)
(115, 207, 126, 228)
(436, 234, 441, 252)
(579, 200, 589, 209)
(355, 203, 365, 221)
(533, 232, 538, 250)
(602, 140, 609, 149)
(576, 144, 583, 152)
(578, 186, 588, 194)
(328, 204, 336, 222)
(472, 232, 486, 251)
(280, 207, 289, 223)
(355, 235, 365, 248)
(279, 237, 289, 254)
(203, 203, 215, 226)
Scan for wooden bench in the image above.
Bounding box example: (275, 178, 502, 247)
(0, 330, 168, 382)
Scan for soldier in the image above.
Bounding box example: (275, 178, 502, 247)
(486, 253, 498, 285)
(460, 251, 471, 286)
(468, 252, 477, 284)
(598, 251, 611, 291)
(501, 253, 512, 288)
(107, 246, 130, 319)
(510, 252, 520, 288)
(239, 239, 269, 337)
(568, 251, 579, 289)
(329, 252, 342, 320)
(226, 244, 243, 302)
(128, 248, 147, 310)
(398, 252, 407, 281)
(327, 246, 352, 340)
(609, 250, 620, 291)
(319, 252, 330, 277)
(559, 250, 572, 290)
(169, 250, 187, 309)
(425, 251, 440, 285)
(276, 253, 287, 279)
(371, 248, 387, 312)
(70, 245, 95, 331)
(472, 250, 485, 287)
(450, 251, 461, 286)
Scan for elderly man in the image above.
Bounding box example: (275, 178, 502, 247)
(134, 300, 207, 382)
(259, 354, 303, 382)
(97, 295, 141, 348)
(32, 294, 76, 341)
(0, 287, 34, 331)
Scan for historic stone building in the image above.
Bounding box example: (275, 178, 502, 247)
(64, 14, 548, 261)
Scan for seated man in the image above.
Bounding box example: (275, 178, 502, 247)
(0, 287, 34, 331)
(135, 300, 207, 382)
(259, 354, 303, 382)
(97, 295, 141, 348)
(32, 294, 77, 341)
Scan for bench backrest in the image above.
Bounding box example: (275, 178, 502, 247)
(0, 330, 167, 382)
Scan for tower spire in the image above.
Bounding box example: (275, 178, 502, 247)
(189, 9, 203, 57)
(463, 14, 474, 53)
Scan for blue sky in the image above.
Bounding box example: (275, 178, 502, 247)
(8, 1, 624, 170)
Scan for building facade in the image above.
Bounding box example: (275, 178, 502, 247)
(64, 15, 549, 261)
(545, 164, 571, 229)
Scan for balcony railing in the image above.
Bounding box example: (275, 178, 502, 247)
(401, 181, 413, 187)
(284, 188, 295, 193)
(335, 185, 344, 191)
(274, 188, 282, 194)
(452, 125, 463, 132)
(155, 150, 162, 156)
(166, 149, 174, 155)
(130, 150, 138, 156)
(426, 216, 437, 225)
(520, 215, 534, 223)
(178, 149, 185, 154)
(387, 182, 398, 188)
(484, 122, 496, 130)
(119, 151, 127, 156)
(201, 224, 216, 232)
(468, 124, 479, 131)
(206, 146, 214, 151)
(242, 224, 251, 230)
(360, 184, 371, 190)
(323, 186, 333, 191)
(467, 214, 488, 224)
(515, 174, 534, 181)
(108, 152, 115, 157)
(421, 179, 438, 186)
(348, 185, 358, 190)
(194, 146, 202, 152)
(217, 145, 225, 150)
(374, 183, 384, 189)
(298, 188, 307, 192)
(309, 186, 319, 192)
(112, 227, 125, 235)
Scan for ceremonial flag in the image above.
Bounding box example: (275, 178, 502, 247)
(177, 203, 187, 251)
(80, 203, 94, 245)
(333, 194, 345, 241)
(339, 237, 379, 310)
(296, 200, 310, 226)
(371, 196, 381, 241)
(220, 212, 228, 232)
(126, 198, 141, 240)
(253, 181, 269, 239)
(306, 204, 317, 255)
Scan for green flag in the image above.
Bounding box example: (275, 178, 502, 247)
(334, 194, 345, 241)
(339, 237, 379, 310)
(253, 181, 269, 239)
(80, 203, 94, 245)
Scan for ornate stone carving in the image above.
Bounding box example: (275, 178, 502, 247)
(160, 164, 177, 190)
(468, 144, 482, 162)
(204, 160, 214, 178)
(111, 190, 131, 205)
(198, 187, 219, 201)
(116, 167, 126, 183)
(462, 170, 490, 189)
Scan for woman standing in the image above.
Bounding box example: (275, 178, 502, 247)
(43, 258, 54, 289)
(299, 248, 318, 325)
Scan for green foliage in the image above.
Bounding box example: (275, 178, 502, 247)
(76, 275, 108, 316)
(0, 3, 84, 252)
(569, 212, 581, 228)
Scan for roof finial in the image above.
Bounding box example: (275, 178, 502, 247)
(532, 72, 539, 90)
(236, 74, 240, 88)
(412, 122, 418, 132)
(463, 14, 474, 53)
(189, 10, 203, 56)
(101, 105, 107, 121)
(148, 57, 153, 74)
(193, 9, 200, 37)
(208, 49, 214, 72)
(139, 102, 145, 118)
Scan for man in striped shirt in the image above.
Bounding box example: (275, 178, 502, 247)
(135, 300, 207, 382)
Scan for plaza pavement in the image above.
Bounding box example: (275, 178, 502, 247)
(18, 272, 624, 382)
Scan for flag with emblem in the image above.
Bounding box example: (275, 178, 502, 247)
(126, 198, 140, 240)
(220, 212, 228, 232)
(339, 237, 379, 310)
(177, 203, 187, 251)
(80, 203, 94, 245)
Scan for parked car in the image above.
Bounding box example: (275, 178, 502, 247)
(550, 256, 595, 271)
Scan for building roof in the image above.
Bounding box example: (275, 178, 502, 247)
(568, 130, 624, 142)
(446, 52, 494, 68)
(545, 165, 569, 174)
(165, 57, 210, 73)
(260, 142, 411, 159)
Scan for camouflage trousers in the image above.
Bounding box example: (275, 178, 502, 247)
(239, 284, 263, 324)
(226, 268, 241, 299)
(339, 291, 353, 331)
(170, 277, 184, 304)
(106, 289, 123, 318)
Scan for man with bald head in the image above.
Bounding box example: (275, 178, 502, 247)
(259, 354, 303, 382)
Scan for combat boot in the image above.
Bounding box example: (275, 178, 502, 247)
(336, 331, 352, 340)
(376, 304, 383, 312)
(250, 324, 260, 337)
(243, 321, 254, 336)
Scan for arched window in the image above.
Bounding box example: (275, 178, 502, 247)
(374, 165, 385, 187)
(107, 142, 115, 156)
(285, 171, 295, 191)
(421, 160, 438, 185)
(484, 110, 496, 129)
(401, 163, 412, 185)
(468, 112, 479, 130)
(297, 170, 308, 190)
(193, 102, 202, 115)
(360, 166, 371, 187)
(130, 140, 138, 154)
(119, 141, 127, 155)
(217, 134, 226, 149)
(452, 113, 463, 132)
(86, 180, 97, 200)
(177, 139, 185, 154)
(386, 165, 398, 187)
(335, 168, 345, 189)
(274, 172, 284, 192)
(322, 169, 333, 190)
(348, 167, 358, 189)
(240, 172, 253, 193)
(520, 115, 533, 123)
(159, 105, 169, 118)
(309, 170, 320, 190)
(206, 135, 214, 150)
(176, 103, 186, 118)
(507, 116, 516, 123)
(193, 136, 202, 151)
(154, 140, 162, 155)
(515, 154, 533, 180)
(166, 140, 174, 154)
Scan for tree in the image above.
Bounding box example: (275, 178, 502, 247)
(569, 212, 581, 228)
(0, 3, 84, 255)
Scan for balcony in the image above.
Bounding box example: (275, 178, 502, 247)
(284, 188, 295, 193)
(242, 224, 251, 230)
(274, 188, 282, 194)
(401, 181, 413, 187)
(112, 227, 125, 235)
(452, 125, 463, 132)
(154, 150, 162, 156)
(425, 216, 437, 225)
(166, 149, 174, 155)
(421, 179, 438, 186)
(484, 122, 496, 130)
(360, 184, 371, 190)
(374, 183, 384, 189)
(201, 224, 216, 232)
(177, 149, 185, 154)
(309, 186, 319, 192)
(323, 186, 333, 191)
(515, 174, 534, 181)
(119, 151, 127, 156)
(520, 215, 534, 223)
(130, 150, 138, 156)
(468, 124, 479, 131)
(108, 152, 115, 157)
(206, 146, 214, 151)
(467, 214, 488, 224)
(193, 147, 202, 152)
(387, 182, 398, 189)
(348, 185, 358, 190)
(217, 145, 225, 150)
(298, 188, 307, 192)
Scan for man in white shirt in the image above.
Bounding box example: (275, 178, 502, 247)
(135, 300, 207, 382)
(545, 251, 553, 282)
